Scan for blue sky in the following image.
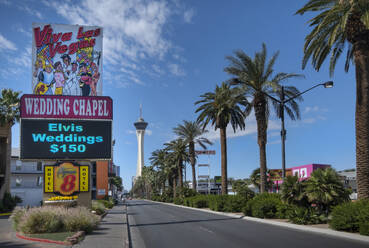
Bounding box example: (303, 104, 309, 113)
(0, 0, 356, 191)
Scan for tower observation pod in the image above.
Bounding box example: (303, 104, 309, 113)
(134, 105, 148, 178)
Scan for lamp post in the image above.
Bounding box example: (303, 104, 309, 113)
(265, 81, 333, 179)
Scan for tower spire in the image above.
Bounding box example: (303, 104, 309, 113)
(140, 104, 142, 119)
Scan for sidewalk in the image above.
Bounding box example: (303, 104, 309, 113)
(73, 203, 129, 248)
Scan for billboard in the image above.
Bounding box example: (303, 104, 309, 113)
(20, 119, 112, 160)
(44, 162, 89, 196)
(32, 23, 103, 96)
(20, 94, 112, 120)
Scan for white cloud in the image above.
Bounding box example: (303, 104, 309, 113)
(19, 5, 42, 19)
(168, 63, 185, 76)
(183, 8, 195, 23)
(0, 34, 17, 51)
(46, 0, 171, 64)
(302, 118, 316, 124)
(303, 106, 328, 114)
(203, 115, 280, 141)
(13, 47, 31, 67)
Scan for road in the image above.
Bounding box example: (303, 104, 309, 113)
(127, 199, 368, 248)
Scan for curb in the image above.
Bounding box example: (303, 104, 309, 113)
(123, 203, 131, 248)
(145, 200, 369, 244)
(0, 212, 12, 216)
(16, 233, 72, 246)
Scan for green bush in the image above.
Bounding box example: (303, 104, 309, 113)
(244, 193, 284, 219)
(192, 195, 209, 208)
(96, 199, 114, 209)
(208, 195, 228, 212)
(92, 201, 106, 215)
(330, 200, 369, 235)
(173, 197, 184, 205)
(178, 188, 197, 198)
(1, 193, 22, 212)
(223, 195, 248, 212)
(288, 206, 327, 225)
(11, 206, 100, 234)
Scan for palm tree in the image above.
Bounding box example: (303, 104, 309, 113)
(165, 139, 189, 197)
(195, 82, 248, 194)
(296, 0, 369, 199)
(280, 175, 309, 208)
(0, 89, 20, 201)
(173, 120, 212, 191)
(249, 168, 275, 192)
(305, 168, 351, 215)
(224, 44, 303, 193)
(150, 149, 169, 193)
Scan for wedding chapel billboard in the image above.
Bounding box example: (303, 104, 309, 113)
(32, 23, 103, 97)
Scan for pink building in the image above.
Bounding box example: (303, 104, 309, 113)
(271, 163, 331, 192)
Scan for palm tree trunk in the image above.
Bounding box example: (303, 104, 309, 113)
(220, 127, 228, 195)
(354, 40, 369, 199)
(189, 142, 197, 191)
(173, 174, 177, 198)
(178, 160, 183, 189)
(255, 97, 268, 193)
(0, 124, 11, 200)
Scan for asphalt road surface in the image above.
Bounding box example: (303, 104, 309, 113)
(127, 199, 368, 248)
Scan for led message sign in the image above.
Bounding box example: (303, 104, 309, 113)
(21, 119, 112, 160)
(44, 162, 90, 196)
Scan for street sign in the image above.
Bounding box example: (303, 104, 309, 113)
(195, 150, 215, 155)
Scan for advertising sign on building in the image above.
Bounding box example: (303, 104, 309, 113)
(44, 162, 89, 196)
(20, 95, 112, 119)
(21, 119, 112, 160)
(32, 23, 103, 96)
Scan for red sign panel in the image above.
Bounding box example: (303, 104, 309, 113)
(21, 94, 112, 120)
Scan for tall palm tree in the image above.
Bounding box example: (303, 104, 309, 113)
(150, 149, 169, 193)
(296, 0, 369, 199)
(165, 139, 189, 197)
(195, 82, 248, 195)
(224, 44, 303, 193)
(0, 89, 20, 200)
(173, 120, 213, 191)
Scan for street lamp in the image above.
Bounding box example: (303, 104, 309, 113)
(265, 81, 333, 179)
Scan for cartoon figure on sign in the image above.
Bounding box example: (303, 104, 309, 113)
(90, 62, 100, 96)
(78, 62, 92, 96)
(34, 61, 55, 95)
(53, 61, 66, 95)
(61, 54, 72, 76)
(64, 62, 80, 95)
(54, 162, 80, 196)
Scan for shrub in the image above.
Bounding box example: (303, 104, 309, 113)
(330, 200, 369, 235)
(10, 207, 27, 230)
(63, 207, 99, 234)
(1, 193, 22, 212)
(18, 207, 64, 233)
(288, 206, 327, 225)
(173, 197, 184, 205)
(192, 195, 209, 208)
(12, 206, 100, 234)
(208, 195, 228, 212)
(244, 193, 284, 219)
(97, 199, 114, 209)
(178, 188, 197, 198)
(223, 195, 248, 212)
(92, 201, 106, 215)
